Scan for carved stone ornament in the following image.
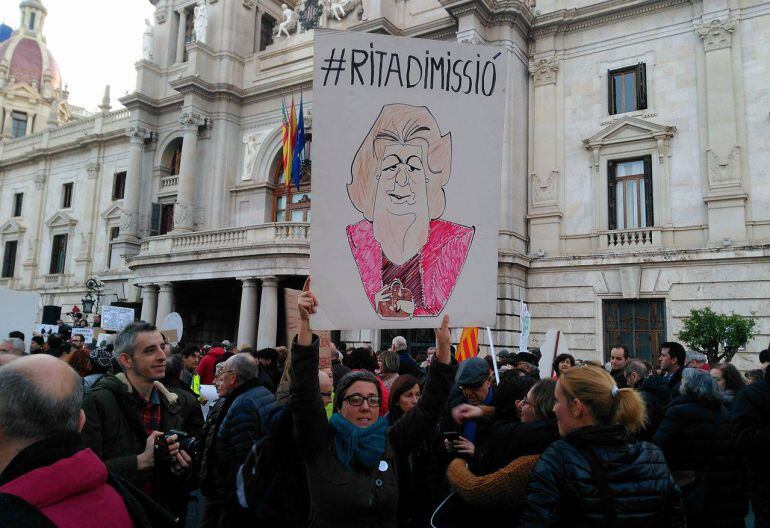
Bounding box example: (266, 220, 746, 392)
(154, 9, 167, 24)
(532, 170, 559, 205)
(120, 211, 140, 237)
(457, 29, 485, 45)
(173, 201, 195, 229)
(706, 146, 740, 186)
(529, 56, 559, 86)
(34, 171, 47, 191)
(179, 112, 205, 131)
(243, 0, 256, 8)
(126, 126, 150, 145)
(86, 161, 100, 180)
(695, 18, 736, 52)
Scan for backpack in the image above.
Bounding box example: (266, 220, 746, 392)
(235, 406, 309, 526)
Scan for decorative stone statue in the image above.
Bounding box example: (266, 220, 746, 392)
(276, 4, 298, 38)
(194, 0, 208, 45)
(325, 0, 362, 21)
(142, 19, 154, 61)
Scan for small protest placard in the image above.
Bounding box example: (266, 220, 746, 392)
(285, 288, 332, 368)
(101, 306, 135, 331)
(72, 327, 95, 344)
(35, 324, 59, 340)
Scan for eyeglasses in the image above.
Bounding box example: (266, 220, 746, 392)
(520, 397, 531, 406)
(343, 394, 381, 407)
(320, 391, 332, 398)
(221, 370, 235, 376)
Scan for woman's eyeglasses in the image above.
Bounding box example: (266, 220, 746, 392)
(343, 394, 381, 407)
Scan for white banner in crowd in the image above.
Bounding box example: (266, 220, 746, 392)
(35, 324, 59, 340)
(101, 306, 135, 331)
(519, 300, 531, 352)
(72, 327, 96, 343)
(0, 288, 40, 353)
(539, 328, 570, 379)
(309, 31, 508, 330)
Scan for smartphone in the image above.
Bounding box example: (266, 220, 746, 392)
(442, 431, 460, 442)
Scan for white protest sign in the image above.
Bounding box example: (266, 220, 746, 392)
(160, 312, 184, 346)
(199, 385, 218, 419)
(101, 306, 135, 331)
(310, 31, 507, 329)
(519, 300, 531, 352)
(72, 327, 95, 343)
(0, 289, 39, 353)
(539, 328, 570, 379)
(36, 324, 59, 340)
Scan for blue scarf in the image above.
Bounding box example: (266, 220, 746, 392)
(462, 389, 494, 443)
(329, 413, 388, 470)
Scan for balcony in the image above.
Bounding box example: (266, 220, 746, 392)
(600, 227, 661, 250)
(159, 175, 179, 194)
(136, 222, 311, 257)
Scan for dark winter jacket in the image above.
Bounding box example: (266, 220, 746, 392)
(81, 373, 203, 514)
(198, 397, 227, 497)
(653, 394, 748, 526)
(635, 375, 671, 441)
(398, 351, 422, 378)
(519, 425, 685, 528)
(473, 418, 559, 476)
(730, 377, 770, 521)
(0, 433, 176, 528)
(611, 368, 628, 389)
(666, 367, 684, 397)
(216, 378, 280, 493)
(290, 337, 454, 528)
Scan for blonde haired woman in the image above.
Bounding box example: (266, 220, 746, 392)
(519, 365, 685, 527)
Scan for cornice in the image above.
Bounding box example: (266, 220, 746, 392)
(439, 0, 534, 34)
(168, 76, 247, 103)
(118, 92, 185, 114)
(0, 129, 127, 169)
(532, 0, 691, 37)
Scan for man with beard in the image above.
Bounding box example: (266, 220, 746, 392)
(82, 322, 203, 520)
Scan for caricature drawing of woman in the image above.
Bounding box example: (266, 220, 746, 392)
(346, 103, 474, 319)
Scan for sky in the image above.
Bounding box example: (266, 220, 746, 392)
(3, 0, 155, 112)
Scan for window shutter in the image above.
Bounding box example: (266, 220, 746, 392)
(607, 70, 615, 115)
(636, 63, 647, 111)
(643, 156, 654, 227)
(608, 160, 617, 230)
(150, 203, 161, 236)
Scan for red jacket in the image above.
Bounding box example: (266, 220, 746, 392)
(0, 448, 132, 528)
(197, 346, 226, 384)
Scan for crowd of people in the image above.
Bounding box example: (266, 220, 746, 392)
(0, 284, 769, 528)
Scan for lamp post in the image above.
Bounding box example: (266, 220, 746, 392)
(81, 278, 104, 321)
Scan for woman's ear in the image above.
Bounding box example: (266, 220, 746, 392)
(569, 397, 583, 418)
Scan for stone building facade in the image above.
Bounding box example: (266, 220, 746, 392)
(0, 0, 768, 365)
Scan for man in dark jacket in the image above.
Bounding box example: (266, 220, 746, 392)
(82, 322, 203, 521)
(659, 341, 685, 396)
(625, 359, 670, 440)
(0, 354, 175, 528)
(202, 353, 279, 526)
(609, 345, 630, 388)
(392, 335, 422, 377)
(255, 347, 282, 393)
(731, 366, 770, 527)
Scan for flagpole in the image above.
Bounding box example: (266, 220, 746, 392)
(485, 327, 500, 385)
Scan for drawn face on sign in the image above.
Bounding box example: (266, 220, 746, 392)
(346, 104, 475, 319)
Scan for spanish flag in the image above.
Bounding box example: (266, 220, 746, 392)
(456, 327, 479, 363)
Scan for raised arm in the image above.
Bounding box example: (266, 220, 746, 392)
(389, 315, 455, 454)
(289, 278, 330, 459)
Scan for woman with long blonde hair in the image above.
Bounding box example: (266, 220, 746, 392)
(519, 365, 685, 527)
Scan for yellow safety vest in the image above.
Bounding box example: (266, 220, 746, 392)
(191, 373, 201, 396)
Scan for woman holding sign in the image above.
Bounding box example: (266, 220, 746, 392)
(290, 279, 455, 527)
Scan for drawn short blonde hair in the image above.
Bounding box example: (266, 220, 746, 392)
(348, 104, 452, 222)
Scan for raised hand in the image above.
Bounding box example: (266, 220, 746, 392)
(434, 314, 451, 365)
(298, 277, 317, 346)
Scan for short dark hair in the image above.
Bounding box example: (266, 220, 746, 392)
(114, 321, 158, 360)
(611, 345, 630, 359)
(180, 346, 200, 358)
(334, 370, 382, 412)
(759, 349, 769, 364)
(164, 354, 184, 382)
(493, 369, 536, 419)
(47, 333, 63, 350)
(255, 348, 279, 364)
(8, 331, 24, 341)
(661, 342, 686, 367)
(0, 361, 82, 439)
(31, 335, 44, 347)
(553, 353, 575, 373)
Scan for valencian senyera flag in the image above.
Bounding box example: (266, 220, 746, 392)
(456, 327, 479, 363)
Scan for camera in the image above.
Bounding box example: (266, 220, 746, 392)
(167, 429, 200, 458)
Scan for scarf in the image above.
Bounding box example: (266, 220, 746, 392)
(329, 413, 388, 470)
(462, 389, 494, 443)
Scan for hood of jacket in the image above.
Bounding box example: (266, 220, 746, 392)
(91, 373, 179, 409)
(207, 347, 226, 359)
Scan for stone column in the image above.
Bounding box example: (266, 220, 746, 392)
(2, 108, 12, 139)
(173, 112, 203, 233)
(176, 9, 188, 63)
(140, 284, 158, 323)
(695, 17, 748, 245)
(236, 278, 259, 347)
(256, 277, 278, 349)
(156, 282, 175, 326)
(528, 55, 562, 255)
(120, 127, 149, 239)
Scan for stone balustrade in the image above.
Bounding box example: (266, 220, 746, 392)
(603, 227, 660, 249)
(160, 175, 179, 190)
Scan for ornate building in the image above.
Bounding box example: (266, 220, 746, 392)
(0, 0, 768, 365)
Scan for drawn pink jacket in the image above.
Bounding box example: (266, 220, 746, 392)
(346, 219, 474, 316)
(0, 448, 133, 528)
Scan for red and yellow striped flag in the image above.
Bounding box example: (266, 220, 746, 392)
(456, 327, 479, 363)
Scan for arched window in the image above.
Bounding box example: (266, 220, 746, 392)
(273, 135, 312, 222)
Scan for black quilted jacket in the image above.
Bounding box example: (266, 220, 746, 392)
(519, 425, 685, 527)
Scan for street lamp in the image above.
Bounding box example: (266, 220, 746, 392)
(81, 278, 104, 316)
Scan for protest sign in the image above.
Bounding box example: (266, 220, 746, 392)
(160, 312, 184, 345)
(35, 324, 59, 340)
(0, 289, 39, 353)
(199, 385, 218, 419)
(101, 306, 135, 331)
(72, 327, 95, 343)
(519, 301, 531, 352)
(539, 328, 570, 379)
(310, 31, 507, 330)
